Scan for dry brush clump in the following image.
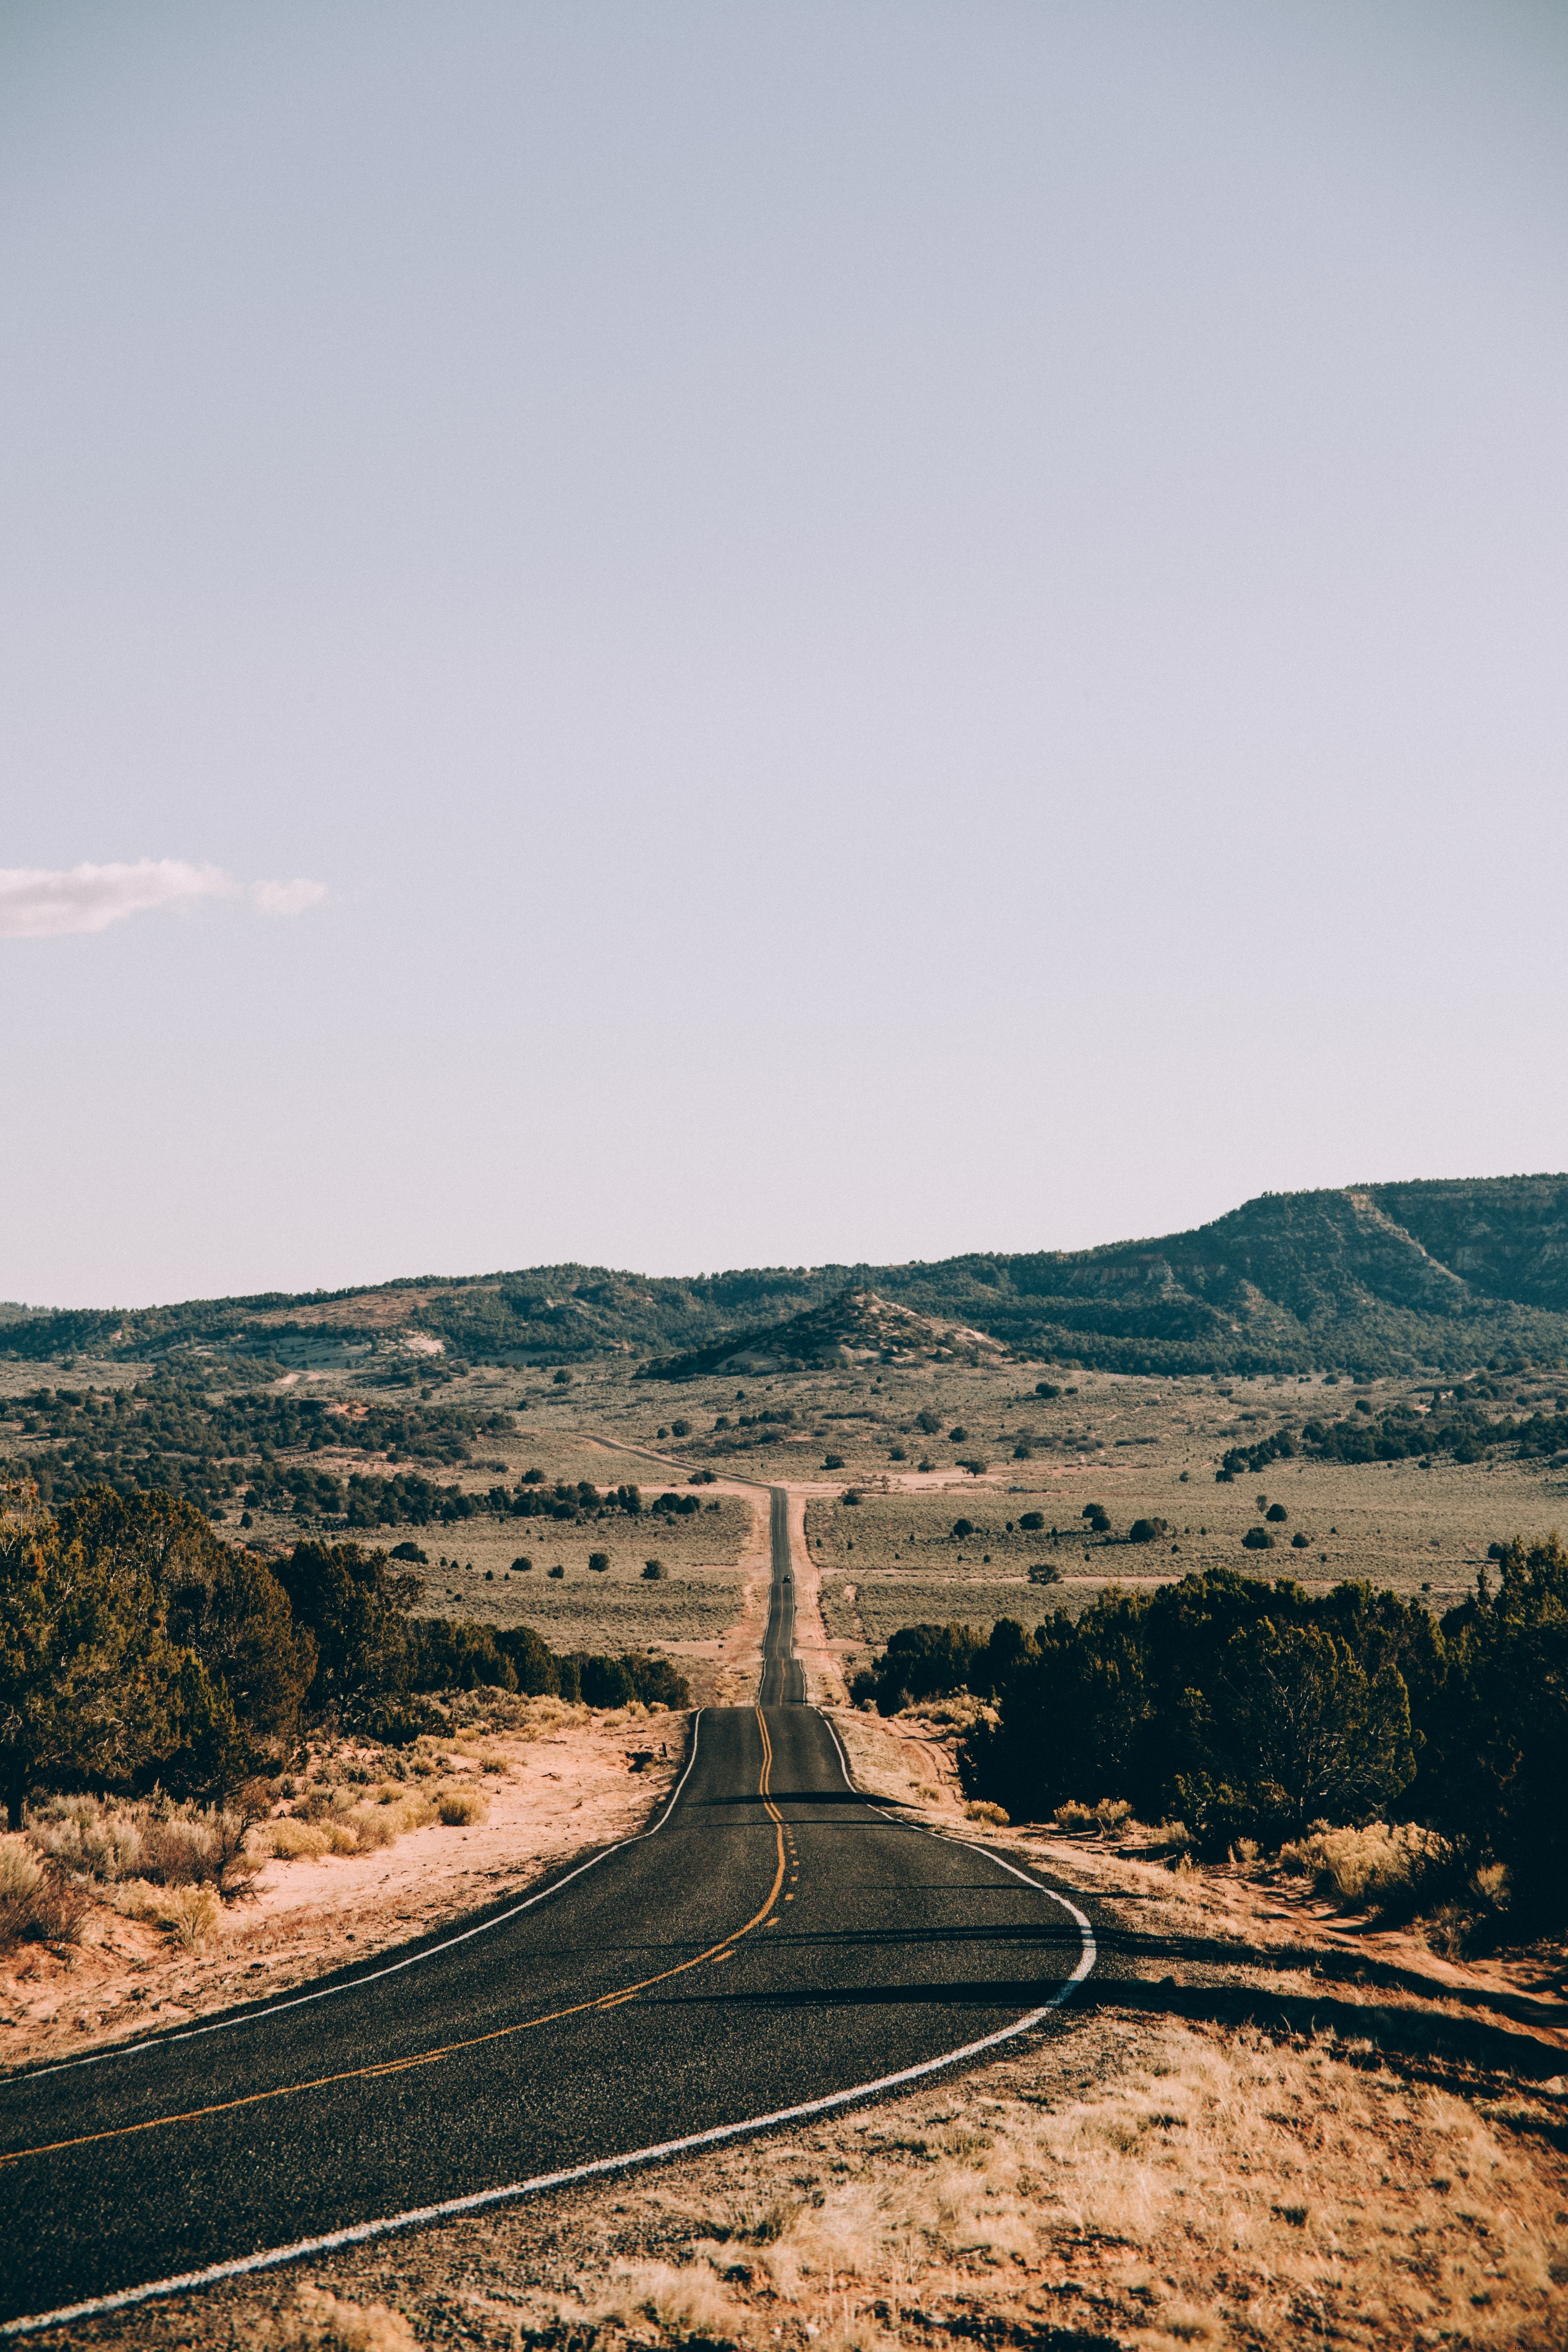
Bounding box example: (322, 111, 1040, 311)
(1276, 1819, 1447, 1908)
(25, 1790, 265, 1896)
(0, 1831, 89, 1954)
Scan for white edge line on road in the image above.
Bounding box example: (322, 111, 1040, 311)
(1, 1894, 1094, 2340)
(11, 1713, 707, 2087)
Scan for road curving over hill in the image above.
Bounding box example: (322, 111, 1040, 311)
(0, 1509, 1099, 2336)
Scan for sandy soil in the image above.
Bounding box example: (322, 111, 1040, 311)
(0, 1705, 685, 2079)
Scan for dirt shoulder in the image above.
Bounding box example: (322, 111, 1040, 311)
(0, 1700, 685, 2080)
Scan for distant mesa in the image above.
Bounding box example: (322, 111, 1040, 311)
(8, 1174, 1568, 1378)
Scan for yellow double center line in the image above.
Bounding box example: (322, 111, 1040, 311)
(2, 1710, 790, 2172)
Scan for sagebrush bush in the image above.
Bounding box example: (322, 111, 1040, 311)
(161, 1882, 220, 1950)
(437, 1789, 488, 1827)
(25, 1793, 261, 1895)
(0, 1840, 90, 1952)
(1276, 1820, 1444, 1908)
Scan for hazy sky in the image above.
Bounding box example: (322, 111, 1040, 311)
(4, 1, 1566, 1308)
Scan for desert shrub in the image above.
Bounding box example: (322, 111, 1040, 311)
(1019, 1512, 1045, 1531)
(1241, 1526, 1274, 1550)
(1051, 1797, 1131, 1837)
(1053, 1800, 1098, 1832)
(1265, 1503, 1288, 1523)
(0, 1835, 67, 1955)
(964, 1799, 1009, 1825)
(1277, 1820, 1444, 1909)
(621, 1653, 689, 1709)
(822, 1452, 844, 1470)
(588, 1551, 610, 1573)
(437, 1788, 488, 1827)
(26, 1791, 264, 1897)
(643, 1559, 666, 1580)
(1082, 1504, 1110, 1533)
(161, 1882, 221, 1950)
(1128, 1518, 1169, 1544)
(353, 1696, 444, 1746)
(265, 1816, 333, 1859)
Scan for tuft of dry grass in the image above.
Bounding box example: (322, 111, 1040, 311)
(263, 2286, 419, 2351)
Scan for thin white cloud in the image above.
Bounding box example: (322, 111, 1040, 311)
(0, 859, 327, 939)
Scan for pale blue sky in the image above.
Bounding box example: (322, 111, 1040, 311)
(3, 1, 1566, 1307)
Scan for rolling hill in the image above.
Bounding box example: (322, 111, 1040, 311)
(6, 1175, 1568, 1379)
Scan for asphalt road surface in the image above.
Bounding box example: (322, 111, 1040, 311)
(0, 1500, 1098, 2335)
(757, 1485, 806, 1705)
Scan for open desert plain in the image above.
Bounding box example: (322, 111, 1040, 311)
(3, 1185, 1568, 2352)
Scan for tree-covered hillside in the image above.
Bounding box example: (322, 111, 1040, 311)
(6, 1176, 1568, 1377)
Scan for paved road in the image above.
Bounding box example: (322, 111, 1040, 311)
(0, 1502, 1098, 2335)
(757, 1485, 806, 1705)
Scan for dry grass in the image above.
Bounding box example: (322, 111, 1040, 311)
(620, 2028, 1568, 2351)
(262, 2286, 419, 2351)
